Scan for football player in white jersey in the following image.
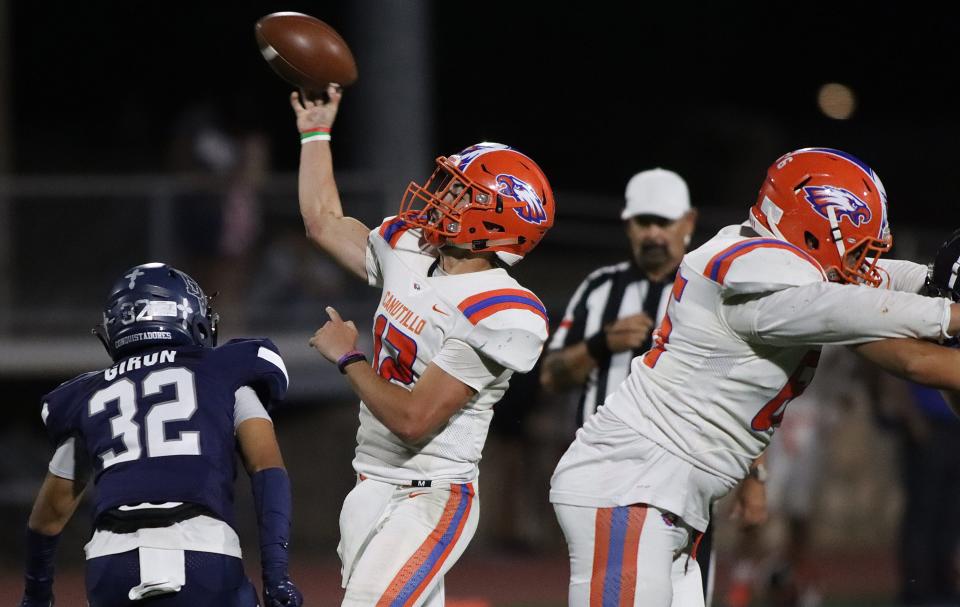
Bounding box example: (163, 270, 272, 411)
(288, 86, 554, 606)
(549, 147, 960, 607)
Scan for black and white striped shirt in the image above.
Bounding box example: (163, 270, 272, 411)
(548, 261, 675, 426)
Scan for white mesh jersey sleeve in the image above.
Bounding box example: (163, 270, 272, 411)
(366, 217, 403, 288)
(432, 338, 507, 393)
(722, 282, 952, 346)
(877, 258, 928, 293)
(365, 239, 382, 288)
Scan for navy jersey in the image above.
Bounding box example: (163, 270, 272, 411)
(41, 338, 288, 528)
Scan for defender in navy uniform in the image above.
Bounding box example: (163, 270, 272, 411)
(18, 263, 303, 607)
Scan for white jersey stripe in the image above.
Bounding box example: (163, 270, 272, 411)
(257, 347, 289, 386)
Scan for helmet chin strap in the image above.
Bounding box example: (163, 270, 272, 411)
(444, 236, 522, 252)
(826, 205, 847, 261)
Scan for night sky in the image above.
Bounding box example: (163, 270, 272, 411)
(8, 2, 960, 225)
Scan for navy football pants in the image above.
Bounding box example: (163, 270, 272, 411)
(86, 549, 258, 606)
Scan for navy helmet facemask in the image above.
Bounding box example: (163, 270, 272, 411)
(93, 263, 219, 361)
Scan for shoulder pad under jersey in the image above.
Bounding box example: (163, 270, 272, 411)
(457, 288, 549, 372)
(372, 215, 416, 249)
(41, 370, 100, 446)
(215, 338, 289, 406)
(702, 238, 826, 295)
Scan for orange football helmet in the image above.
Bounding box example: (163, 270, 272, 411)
(749, 148, 891, 286)
(399, 142, 554, 266)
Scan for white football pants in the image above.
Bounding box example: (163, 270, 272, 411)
(555, 503, 704, 607)
(338, 477, 479, 607)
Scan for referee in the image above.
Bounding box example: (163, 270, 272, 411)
(540, 167, 697, 423)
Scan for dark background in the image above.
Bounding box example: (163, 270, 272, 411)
(9, 2, 960, 225)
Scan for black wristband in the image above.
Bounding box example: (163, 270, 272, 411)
(337, 351, 367, 374)
(585, 330, 611, 361)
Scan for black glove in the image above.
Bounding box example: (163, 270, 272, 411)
(923, 228, 960, 302)
(263, 577, 303, 607)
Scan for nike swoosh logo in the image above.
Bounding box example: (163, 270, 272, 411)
(409, 491, 428, 498)
(432, 304, 449, 315)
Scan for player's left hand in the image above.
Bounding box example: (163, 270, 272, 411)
(263, 577, 303, 607)
(309, 306, 359, 363)
(730, 476, 768, 528)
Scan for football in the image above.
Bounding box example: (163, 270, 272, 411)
(255, 12, 358, 92)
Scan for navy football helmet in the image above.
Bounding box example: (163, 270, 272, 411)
(94, 263, 219, 361)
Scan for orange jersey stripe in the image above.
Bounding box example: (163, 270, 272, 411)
(458, 289, 548, 326)
(458, 288, 545, 310)
(379, 217, 411, 248)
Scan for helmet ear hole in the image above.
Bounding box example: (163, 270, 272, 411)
(804, 231, 820, 250)
(482, 221, 505, 233)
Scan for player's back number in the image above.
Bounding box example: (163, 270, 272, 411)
(88, 367, 201, 469)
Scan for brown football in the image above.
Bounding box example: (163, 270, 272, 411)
(255, 12, 358, 91)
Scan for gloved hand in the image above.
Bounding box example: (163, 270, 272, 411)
(923, 228, 960, 302)
(18, 594, 54, 607)
(263, 577, 303, 607)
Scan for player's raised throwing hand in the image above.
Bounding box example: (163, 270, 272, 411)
(290, 84, 342, 133)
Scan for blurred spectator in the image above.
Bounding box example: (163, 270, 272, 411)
(720, 347, 866, 607)
(874, 379, 960, 607)
(247, 225, 349, 329)
(168, 104, 268, 330)
(483, 361, 547, 553)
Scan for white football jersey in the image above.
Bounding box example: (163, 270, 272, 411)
(353, 217, 548, 483)
(551, 223, 951, 525)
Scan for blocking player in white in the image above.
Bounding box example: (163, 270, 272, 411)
(288, 86, 554, 606)
(549, 148, 960, 607)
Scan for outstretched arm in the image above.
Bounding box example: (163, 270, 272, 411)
(290, 86, 371, 281)
(851, 338, 960, 392)
(20, 473, 84, 606)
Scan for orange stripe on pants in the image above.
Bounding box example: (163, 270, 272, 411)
(376, 484, 474, 607)
(590, 508, 612, 606)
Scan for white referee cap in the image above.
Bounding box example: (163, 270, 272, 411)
(622, 168, 691, 221)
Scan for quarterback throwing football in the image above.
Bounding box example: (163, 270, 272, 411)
(290, 86, 554, 606)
